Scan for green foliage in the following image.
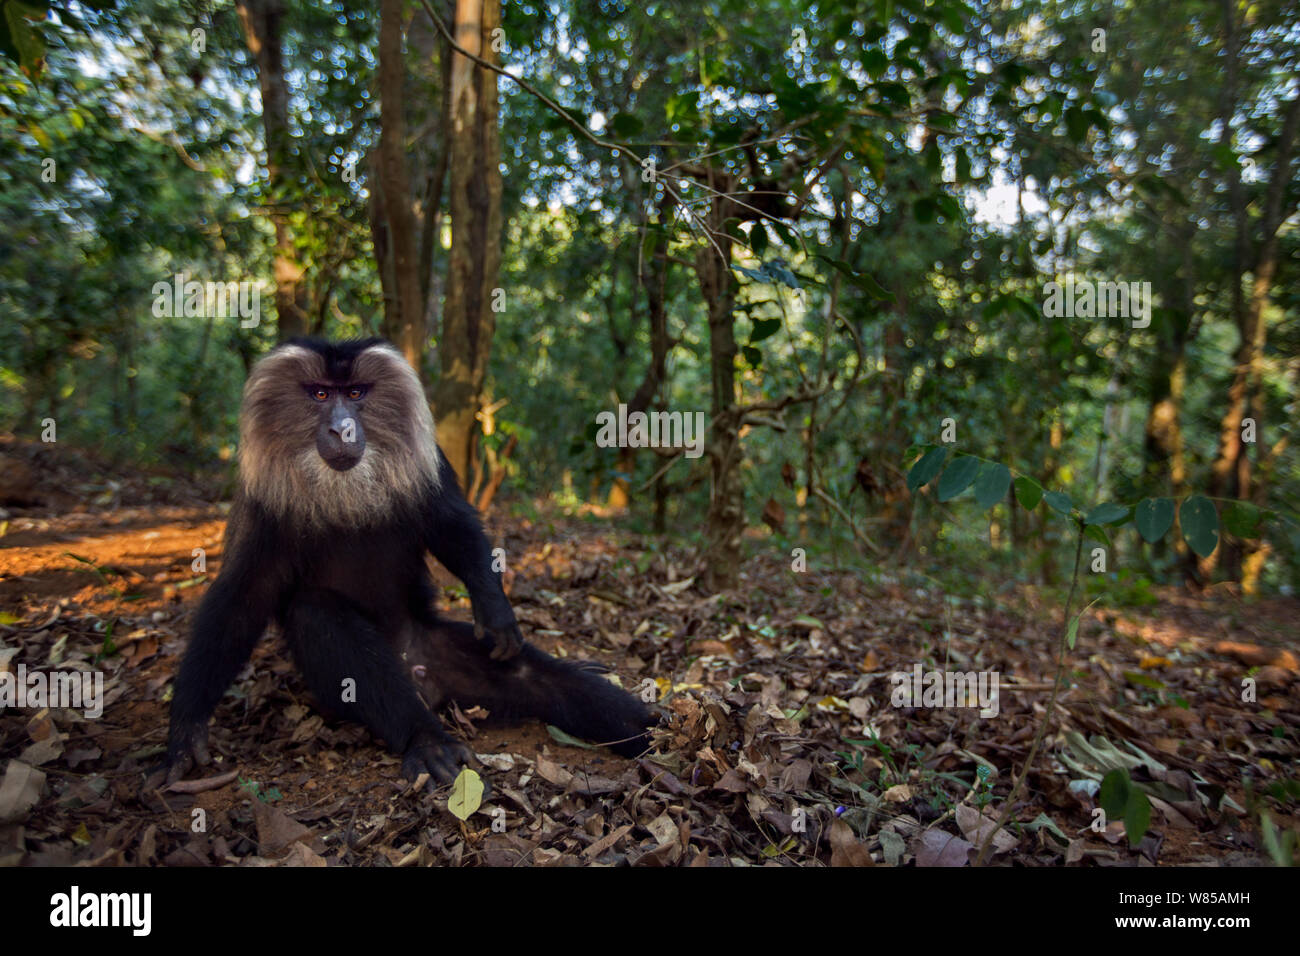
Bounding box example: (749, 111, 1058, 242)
(1135, 498, 1174, 542)
(237, 777, 283, 803)
(1179, 497, 1219, 558)
(1099, 768, 1152, 848)
(906, 449, 1293, 569)
(973, 462, 1011, 508)
(0, 0, 1294, 596)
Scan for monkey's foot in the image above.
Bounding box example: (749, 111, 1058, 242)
(401, 728, 475, 788)
(142, 720, 212, 789)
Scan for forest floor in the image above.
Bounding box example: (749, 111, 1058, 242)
(0, 437, 1297, 867)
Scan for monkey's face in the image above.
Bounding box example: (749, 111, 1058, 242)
(238, 340, 440, 528)
(307, 382, 369, 471)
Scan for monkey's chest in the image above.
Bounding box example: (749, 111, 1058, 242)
(297, 536, 422, 623)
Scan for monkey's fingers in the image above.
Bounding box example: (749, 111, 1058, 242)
(472, 617, 524, 660)
(163, 725, 212, 784)
(486, 624, 524, 660)
(401, 730, 476, 790)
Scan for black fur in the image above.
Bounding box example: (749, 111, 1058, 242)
(402, 620, 652, 757)
(164, 337, 653, 786)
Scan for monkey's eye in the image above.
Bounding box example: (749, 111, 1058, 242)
(307, 386, 330, 402)
(346, 385, 369, 401)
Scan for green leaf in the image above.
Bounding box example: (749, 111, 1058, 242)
(936, 455, 980, 501)
(1179, 496, 1219, 557)
(749, 318, 781, 343)
(1084, 503, 1128, 526)
(1099, 769, 1131, 821)
(447, 768, 485, 820)
(1222, 502, 1261, 538)
(1043, 490, 1074, 514)
(1083, 524, 1110, 547)
(546, 726, 596, 749)
(1066, 612, 1082, 650)
(1067, 598, 1101, 650)
(906, 446, 948, 492)
(814, 255, 894, 301)
(1014, 476, 1042, 510)
(1124, 671, 1164, 690)
(1124, 791, 1151, 848)
(749, 222, 769, 257)
(763, 260, 800, 289)
(973, 461, 1011, 508)
(1134, 498, 1174, 542)
(2, 0, 47, 75)
(742, 345, 763, 367)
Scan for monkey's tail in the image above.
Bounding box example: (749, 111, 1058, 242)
(412, 621, 655, 758)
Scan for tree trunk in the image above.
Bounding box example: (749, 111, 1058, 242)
(608, 189, 673, 510)
(1143, 286, 1190, 500)
(695, 229, 741, 589)
(236, 0, 308, 340)
(433, 0, 503, 488)
(376, 0, 426, 366)
(1204, 90, 1300, 577)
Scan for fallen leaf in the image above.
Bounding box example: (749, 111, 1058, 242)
(829, 819, 874, 867)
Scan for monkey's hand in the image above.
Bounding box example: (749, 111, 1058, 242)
(162, 720, 213, 784)
(401, 726, 476, 789)
(471, 597, 524, 660)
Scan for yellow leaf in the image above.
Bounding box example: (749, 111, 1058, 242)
(447, 768, 484, 821)
(816, 695, 851, 712)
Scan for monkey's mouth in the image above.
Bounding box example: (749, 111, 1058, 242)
(322, 454, 362, 472)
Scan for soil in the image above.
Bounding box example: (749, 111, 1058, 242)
(1, 438, 1296, 866)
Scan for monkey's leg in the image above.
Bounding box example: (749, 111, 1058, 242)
(283, 590, 473, 785)
(166, 574, 274, 782)
(408, 621, 654, 758)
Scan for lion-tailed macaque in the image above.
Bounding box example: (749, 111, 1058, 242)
(163, 338, 652, 787)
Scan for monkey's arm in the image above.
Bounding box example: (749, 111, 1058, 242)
(423, 448, 523, 660)
(165, 503, 288, 781)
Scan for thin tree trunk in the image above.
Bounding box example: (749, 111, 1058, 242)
(433, 0, 503, 487)
(694, 207, 742, 588)
(376, 0, 426, 366)
(1143, 272, 1190, 503)
(236, 0, 308, 340)
(409, 3, 452, 323)
(608, 189, 673, 510)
